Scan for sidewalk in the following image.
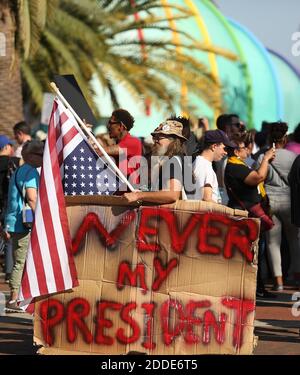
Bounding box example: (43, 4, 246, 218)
(0, 272, 35, 355)
(0, 271, 300, 355)
(253, 284, 300, 354)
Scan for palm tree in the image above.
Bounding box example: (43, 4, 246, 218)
(0, 1, 24, 136)
(0, 0, 237, 136)
(0, 0, 58, 136)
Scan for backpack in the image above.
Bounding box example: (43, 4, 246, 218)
(0, 157, 19, 221)
(14, 167, 34, 229)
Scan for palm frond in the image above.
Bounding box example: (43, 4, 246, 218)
(21, 61, 44, 107)
(18, 0, 31, 59)
(14, 0, 236, 121)
(27, 0, 47, 57)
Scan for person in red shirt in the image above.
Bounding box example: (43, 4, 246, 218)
(96, 109, 142, 187)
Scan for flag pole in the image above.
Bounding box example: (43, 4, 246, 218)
(50, 82, 135, 192)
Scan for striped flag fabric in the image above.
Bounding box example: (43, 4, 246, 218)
(18, 98, 118, 304)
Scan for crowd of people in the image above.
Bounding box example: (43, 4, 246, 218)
(1, 109, 300, 311)
(94, 110, 300, 299)
(0, 122, 44, 311)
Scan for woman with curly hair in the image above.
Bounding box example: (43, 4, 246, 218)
(257, 122, 300, 290)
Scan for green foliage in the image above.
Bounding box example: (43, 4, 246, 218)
(11, 0, 237, 119)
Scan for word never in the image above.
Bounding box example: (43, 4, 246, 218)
(72, 208, 259, 263)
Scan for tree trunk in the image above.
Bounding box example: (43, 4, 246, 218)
(0, 4, 24, 137)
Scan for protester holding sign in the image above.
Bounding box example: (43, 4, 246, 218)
(123, 120, 187, 205)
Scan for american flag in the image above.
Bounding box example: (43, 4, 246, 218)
(18, 98, 118, 305)
(63, 136, 118, 197)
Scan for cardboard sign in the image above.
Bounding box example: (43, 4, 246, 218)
(34, 200, 259, 355)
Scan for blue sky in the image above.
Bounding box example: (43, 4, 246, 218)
(214, 0, 300, 69)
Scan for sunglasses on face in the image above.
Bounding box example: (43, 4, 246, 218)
(233, 123, 246, 131)
(107, 120, 120, 127)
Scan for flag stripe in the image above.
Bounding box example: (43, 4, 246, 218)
(54, 110, 72, 163)
(62, 133, 83, 161)
(19, 98, 79, 301)
(26, 221, 49, 296)
(38, 170, 65, 291)
(48, 113, 78, 286)
(46, 107, 77, 288)
(58, 126, 78, 166)
(19, 270, 29, 301)
(21, 245, 39, 299)
(55, 108, 69, 150)
(55, 110, 68, 140)
(27, 129, 64, 295)
(43, 141, 75, 287)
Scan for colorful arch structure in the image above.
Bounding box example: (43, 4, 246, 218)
(94, 1, 300, 136)
(267, 49, 300, 130)
(227, 19, 284, 129)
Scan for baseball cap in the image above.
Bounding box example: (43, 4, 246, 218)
(151, 120, 187, 141)
(0, 135, 15, 149)
(204, 129, 236, 147)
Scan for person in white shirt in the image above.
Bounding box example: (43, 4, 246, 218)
(192, 129, 234, 203)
